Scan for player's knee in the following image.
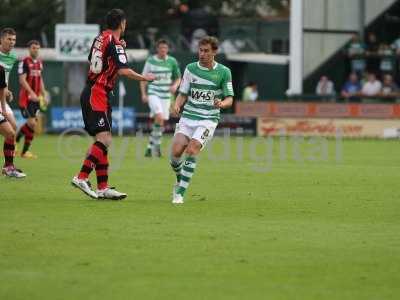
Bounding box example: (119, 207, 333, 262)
(96, 133, 112, 148)
(155, 114, 164, 125)
(101, 137, 112, 148)
(185, 143, 200, 156)
(171, 146, 183, 158)
(5, 129, 16, 140)
(28, 119, 36, 129)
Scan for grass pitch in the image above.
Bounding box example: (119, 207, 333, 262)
(0, 134, 399, 300)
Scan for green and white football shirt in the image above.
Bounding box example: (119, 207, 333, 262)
(179, 61, 234, 122)
(0, 50, 17, 84)
(142, 55, 181, 100)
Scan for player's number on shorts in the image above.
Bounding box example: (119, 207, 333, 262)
(90, 50, 103, 74)
(201, 129, 210, 140)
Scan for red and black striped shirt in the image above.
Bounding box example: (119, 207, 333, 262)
(18, 56, 43, 108)
(86, 30, 129, 111)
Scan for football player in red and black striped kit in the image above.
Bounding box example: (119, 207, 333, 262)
(0, 65, 26, 178)
(16, 40, 47, 159)
(71, 8, 155, 200)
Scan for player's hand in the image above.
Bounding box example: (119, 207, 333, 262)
(120, 39, 127, 48)
(144, 73, 156, 81)
(141, 95, 148, 103)
(5, 90, 13, 102)
(29, 92, 39, 102)
(43, 90, 50, 105)
(214, 98, 223, 108)
(1, 105, 7, 116)
(172, 101, 181, 116)
(170, 84, 178, 94)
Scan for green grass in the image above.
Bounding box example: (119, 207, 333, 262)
(1, 134, 400, 300)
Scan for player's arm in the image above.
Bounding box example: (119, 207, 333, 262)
(18, 61, 38, 101)
(170, 78, 181, 94)
(140, 61, 150, 103)
(0, 68, 7, 113)
(19, 73, 38, 101)
(140, 81, 148, 103)
(214, 68, 234, 109)
(112, 43, 155, 82)
(214, 96, 233, 109)
(170, 60, 182, 94)
(172, 66, 190, 115)
(118, 68, 155, 82)
(40, 62, 46, 96)
(0, 88, 5, 113)
(173, 93, 187, 116)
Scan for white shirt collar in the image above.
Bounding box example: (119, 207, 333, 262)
(154, 54, 168, 61)
(197, 61, 218, 71)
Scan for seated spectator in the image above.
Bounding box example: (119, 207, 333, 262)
(346, 34, 366, 76)
(341, 72, 361, 99)
(316, 75, 335, 97)
(361, 73, 382, 96)
(380, 74, 400, 98)
(391, 34, 400, 55)
(242, 82, 258, 101)
(378, 44, 395, 75)
(365, 32, 380, 73)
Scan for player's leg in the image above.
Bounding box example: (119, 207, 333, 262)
(174, 139, 201, 202)
(153, 98, 171, 157)
(2, 103, 18, 155)
(77, 106, 126, 200)
(170, 132, 190, 182)
(170, 118, 195, 203)
(152, 113, 164, 157)
(93, 127, 126, 200)
(170, 132, 189, 204)
(4, 103, 17, 131)
(145, 95, 164, 157)
(17, 102, 40, 158)
(0, 115, 26, 178)
(175, 122, 216, 203)
(71, 87, 100, 199)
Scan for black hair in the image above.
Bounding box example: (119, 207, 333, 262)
(27, 40, 40, 47)
(156, 39, 168, 47)
(105, 9, 126, 30)
(1, 27, 16, 37)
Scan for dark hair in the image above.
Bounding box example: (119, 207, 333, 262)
(27, 40, 40, 47)
(106, 9, 126, 30)
(156, 39, 168, 47)
(199, 36, 219, 50)
(1, 27, 16, 38)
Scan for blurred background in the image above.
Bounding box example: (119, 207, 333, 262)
(2, 0, 400, 138)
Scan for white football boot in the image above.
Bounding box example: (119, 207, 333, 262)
(71, 176, 98, 199)
(2, 166, 26, 178)
(172, 183, 184, 204)
(97, 187, 127, 200)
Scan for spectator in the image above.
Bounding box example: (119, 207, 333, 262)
(365, 32, 380, 73)
(380, 74, 399, 98)
(361, 73, 382, 96)
(341, 72, 361, 100)
(346, 33, 366, 76)
(391, 34, 400, 55)
(378, 43, 395, 75)
(316, 75, 335, 98)
(242, 82, 258, 101)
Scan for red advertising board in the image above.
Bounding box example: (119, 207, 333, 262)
(236, 102, 400, 119)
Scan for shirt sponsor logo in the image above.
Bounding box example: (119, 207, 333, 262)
(115, 45, 125, 54)
(190, 88, 215, 102)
